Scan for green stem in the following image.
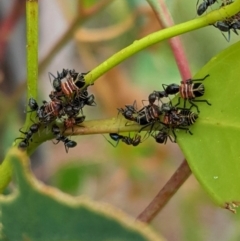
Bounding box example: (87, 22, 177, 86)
(23, 117, 149, 156)
(18, 0, 38, 143)
(26, 0, 38, 104)
(83, 0, 240, 85)
(23, 0, 38, 130)
(151, 0, 192, 80)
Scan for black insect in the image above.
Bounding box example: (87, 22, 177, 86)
(49, 69, 88, 101)
(18, 97, 63, 149)
(42, 100, 64, 122)
(108, 133, 141, 147)
(69, 69, 88, 89)
(28, 98, 64, 125)
(214, 16, 240, 41)
(118, 101, 163, 126)
(152, 127, 175, 144)
(60, 90, 95, 119)
(63, 116, 85, 132)
(161, 105, 198, 140)
(197, 0, 217, 15)
(148, 90, 166, 105)
(52, 124, 77, 153)
(16, 123, 40, 149)
(137, 102, 198, 144)
(63, 102, 82, 118)
(28, 97, 39, 112)
(210, 0, 240, 41)
(117, 101, 139, 122)
(74, 89, 96, 109)
(52, 68, 69, 92)
(136, 104, 163, 126)
(181, 109, 198, 126)
(149, 75, 211, 112)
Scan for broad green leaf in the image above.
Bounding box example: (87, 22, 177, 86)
(0, 149, 163, 241)
(176, 41, 240, 212)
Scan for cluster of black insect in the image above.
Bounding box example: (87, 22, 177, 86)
(16, 69, 211, 150)
(111, 75, 211, 147)
(197, 0, 240, 41)
(16, 69, 95, 152)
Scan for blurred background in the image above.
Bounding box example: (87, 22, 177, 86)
(1, 0, 240, 240)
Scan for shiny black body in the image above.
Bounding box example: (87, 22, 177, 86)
(197, 0, 217, 15)
(214, 18, 240, 42)
(137, 103, 198, 143)
(118, 101, 162, 126)
(149, 75, 211, 112)
(49, 69, 87, 101)
(52, 124, 77, 153)
(160, 105, 198, 139)
(152, 127, 175, 144)
(63, 115, 85, 132)
(16, 123, 40, 149)
(118, 101, 139, 122)
(109, 133, 141, 147)
(28, 98, 63, 125)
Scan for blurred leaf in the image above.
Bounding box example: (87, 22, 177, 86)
(0, 151, 164, 241)
(175, 41, 240, 212)
(51, 161, 102, 194)
(131, 45, 180, 90)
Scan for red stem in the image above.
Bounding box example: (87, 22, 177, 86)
(149, 0, 192, 81)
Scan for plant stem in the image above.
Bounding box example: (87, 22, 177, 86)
(24, 117, 150, 156)
(83, 0, 240, 85)
(148, 0, 192, 80)
(26, 0, 38, 103)
(145, 0, 192, 220)
(159, 0, 192, 81)
(136, 159, 192, 223)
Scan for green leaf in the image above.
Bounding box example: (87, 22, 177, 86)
(176, 41, 240, 212)
(51, 161, 102, 194)
(0, 149, 163, 241)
